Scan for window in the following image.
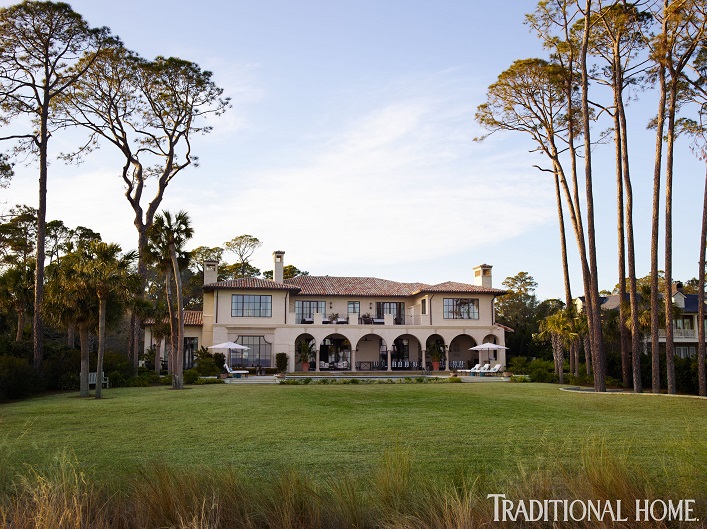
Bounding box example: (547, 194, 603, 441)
(675, 346, 696, 359)
(675, 317, 693, 330)
(348, 301, 360, 315)
(376, 302, 404, 321)
(184, 337, 198, 369)
(230, 336, 272, 367)
(443, 298, 479, 319)
(295, 300, 325, 323)
(421, 299, 427, 315)
(231, 295, 272, 317)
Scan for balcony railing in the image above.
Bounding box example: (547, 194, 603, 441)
(293, 313, 424, 325)
(658, 328, 696, 339)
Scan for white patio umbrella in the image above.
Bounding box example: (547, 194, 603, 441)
(469, 343, 508, 364)
(208, 341, 249, 350)
(209, 342, 250, 370)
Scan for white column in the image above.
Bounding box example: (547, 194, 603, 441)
(351, 349, 357, 371)
(421, 349, 426, 372)
(387, 347, 392, 372)
(315, 349, 320, 372)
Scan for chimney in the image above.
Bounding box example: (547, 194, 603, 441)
(473, 264, 492, 288)
(273, 251, 285, 283)
(203, 260, 218, 285)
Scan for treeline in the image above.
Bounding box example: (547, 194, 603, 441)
(476, 0, 707, 395)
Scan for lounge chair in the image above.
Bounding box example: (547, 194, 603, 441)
(477, 364, 492, 376)
(468, 364, 481, 376)
(487, 364, 503, 376)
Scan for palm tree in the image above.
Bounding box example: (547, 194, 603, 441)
(537, 310, 577, 384)
(0, 264, 34, 342)
(147, 211, 193, 390)
(82, 241, 138, 398)
(44, 251, 97, 397)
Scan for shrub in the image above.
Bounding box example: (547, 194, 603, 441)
(103, 352, 133, 380)
(193, 348, 222, 376)
(448, 376, 462, 383)
(0, 356, 42, 400)
(527, 358, 557, 383)
(508, 356, 529, 374)
(59, 372, 80, 391)
(41, 346, 80, 390)
(159, 375, 172, 385)
(125, 376, 151, 387)
(276, 352, 289, 373)
(107, 371, 126, 388)
(183, 369, 199, 384)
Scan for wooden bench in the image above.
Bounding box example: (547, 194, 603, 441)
(89, 372, 109, 388)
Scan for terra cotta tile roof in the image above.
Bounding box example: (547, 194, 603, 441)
(144, 310, 203, 326)
(284, 276, 507, 297)
(203, 277, 301, 292)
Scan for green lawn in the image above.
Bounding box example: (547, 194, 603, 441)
(1, 383, 705, 493)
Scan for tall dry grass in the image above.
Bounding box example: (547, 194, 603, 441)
(0, 444, 703, 529)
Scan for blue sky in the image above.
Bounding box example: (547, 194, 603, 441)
(1, 1, 704, 300)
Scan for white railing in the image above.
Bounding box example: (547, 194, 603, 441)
(658, 329, 696, 339)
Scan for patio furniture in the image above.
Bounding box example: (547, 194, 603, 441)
(468, 364, 481, 376)
(485, 364, 503, 376)
(89, 372, 109, 389)
(372, 318, 385, 324)
(223, 364, 249, 378)
(476, 364, 491, 376)
(319, 361, 330, 369)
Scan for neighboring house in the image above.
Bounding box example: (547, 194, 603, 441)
(144, 251, 509, 372)
(577, 283, 704, 359)
(664, 284, 704, 359)
(144, 310, 203, 369)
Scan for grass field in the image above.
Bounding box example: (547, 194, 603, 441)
(1, 382, 705, 528)
(1, 382, 704, 487)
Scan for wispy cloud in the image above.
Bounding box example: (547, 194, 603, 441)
(193, 70, 553, 274)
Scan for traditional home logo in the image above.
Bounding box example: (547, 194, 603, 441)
(487, 494, 699, 523)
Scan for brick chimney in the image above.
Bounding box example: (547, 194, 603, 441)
(203, 260, 218, 285)
(273, 251, 285, 283)
(473, 264, 492, 288)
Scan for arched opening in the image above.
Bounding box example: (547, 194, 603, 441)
(295, 333, 315, 371)
(425, 334, 447, 371)
(390, 334, 423, 370)
(319, 333, 352, 370)
(355, 333, 386, 370)
(448, 335, 477, 369)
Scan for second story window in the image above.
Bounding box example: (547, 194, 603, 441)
(295, 300, 325, 323)
(232, 295, 272, 317)
(443, 298, 479, 320)
(421, 299, 427, 315)
(348, 301, 360, 315)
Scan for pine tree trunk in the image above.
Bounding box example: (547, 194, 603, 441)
(580, 0, 606, 392)
(664, 80, 678, 394)
(95, 297, 107, 399)
(171, 244, 185, 390)
(15, 310, 24, 342)
(79, 321, 90, 397)
(614, 107, 631, 388)
(33, 98, 49, 372)
(164, 268, 176, 377)
(697, 162, 707, 397)
(155, 338, 162, 374)
(650, 3, 668, 394)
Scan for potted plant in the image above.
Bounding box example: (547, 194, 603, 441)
(427, 343, 444, 371)
(361, 313, 372, 324)
(328, 313, 339, 323)
(298, 341, 314, 372)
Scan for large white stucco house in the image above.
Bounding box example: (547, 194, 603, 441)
(145, 251, 509, 373)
